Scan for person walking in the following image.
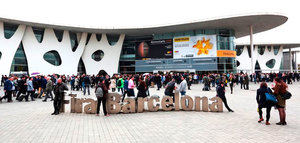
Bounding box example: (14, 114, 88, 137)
(95, 79, 109, 117)
(256, 82, 273, 125)
(25, 77, 35, 101)
(216, 82, 234, 112)
(16, 77, 27, 101)
(273, 78, 288, 125)
(52, 78, 68, 115)
(229, 75, 234, 94)
(43, 77, 54, 102)
(128, 76, 135, 97)
(117, 76, 124, 94)
(0, 77, 14, 102)
(122, 77, 129, 102)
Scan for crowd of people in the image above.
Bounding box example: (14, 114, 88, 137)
(0, 71, 296, 124)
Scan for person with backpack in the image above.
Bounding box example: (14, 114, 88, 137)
(256, 82, 273, 125)
(95, 79, 109, 117)
(117, 76, 124, 94)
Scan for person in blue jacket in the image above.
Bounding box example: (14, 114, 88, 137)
(0, 77, 14, 102)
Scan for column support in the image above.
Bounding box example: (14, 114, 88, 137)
(289, 48, 292, 72)
(250, 25, 254, 74)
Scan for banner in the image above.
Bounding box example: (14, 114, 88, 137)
(136, 39, 173, 60)
(217, 50, 236, 57)
(173, 35, 217, 59)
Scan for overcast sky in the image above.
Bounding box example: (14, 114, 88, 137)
(0, 0, 299, 44)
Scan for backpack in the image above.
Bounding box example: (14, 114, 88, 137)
(95, 87, 103, 98)
(117, 80, 121, 87)
(281, 91, 292, 100)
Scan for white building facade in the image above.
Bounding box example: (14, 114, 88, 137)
(0, 14, 288, 76)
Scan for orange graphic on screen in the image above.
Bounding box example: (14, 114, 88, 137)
(193, 37, 213, 55)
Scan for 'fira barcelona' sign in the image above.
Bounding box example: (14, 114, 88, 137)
(66, 92, 223, 114)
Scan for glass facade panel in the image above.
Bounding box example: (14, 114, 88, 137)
(10, 42, 28, 73)
(236, 45, 244, 56)
(4, 23, 18, 39)
(107, 34, 119, 46)
(86, 33, 92, 45)
(53, 29, 63, 42)
(91, 50, 104, 61)
(43, 50, 62, 66)
(217, 57, 236, 73)
(267, 46, 272, 52)
(96, 34, 102, 41)
(69, 31, 79, 51)
(78, 58, 86, 74)
(274, 46, 280, 55)
(258, 46, 265, 55)
(266, 59, 276, 68)
(32, 27, 45, 43)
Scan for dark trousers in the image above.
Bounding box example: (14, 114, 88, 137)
(157, 83, 161, 90)
(128, 89, 135, 97)
(122, 90, 128, 102)
(16, 91, 26, 100)
(44, 90, 53, 101)
(118, 88, 124, 94)
(25, 91, 35, 101)
(96, 97, 107, 115)
(1, 91, 12, 102)
(230, 84, 233, 94)
(220, 96, 232, 111)
(258, 106, 272, 121)
(53, 98, 62, 114)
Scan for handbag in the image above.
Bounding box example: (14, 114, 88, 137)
(265, 93, 278, 103)
(281, 91, 292, 100)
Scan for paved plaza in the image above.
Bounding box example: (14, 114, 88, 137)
(0, 82, 300, 143)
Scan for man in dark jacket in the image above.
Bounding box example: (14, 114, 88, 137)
(52, 78, 68, 115)
(216, 82, 234, 112)
(1, 78, 14, 102)
(256, 82, 272, 125)
(154, 74, 162, 90)
(16, 77, 27, 101)
(83, 74, 91, 95)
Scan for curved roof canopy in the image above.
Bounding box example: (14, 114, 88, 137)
(236, 43, 300, 49)
(0, 14, 287, 38)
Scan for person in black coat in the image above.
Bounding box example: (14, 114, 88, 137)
(16, 77, 27, 101)
(52, 78, 68, 115)
(154, 74, 162, 90)
(216, 82, 234, 112)
(256, 82, 273, 125)
(137, 79, 147, 99)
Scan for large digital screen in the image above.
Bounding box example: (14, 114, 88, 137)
(135, 39, 173, 60)
(173, 35, 217, 59)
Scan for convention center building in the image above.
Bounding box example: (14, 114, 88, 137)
(0, 14, 289, 76)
